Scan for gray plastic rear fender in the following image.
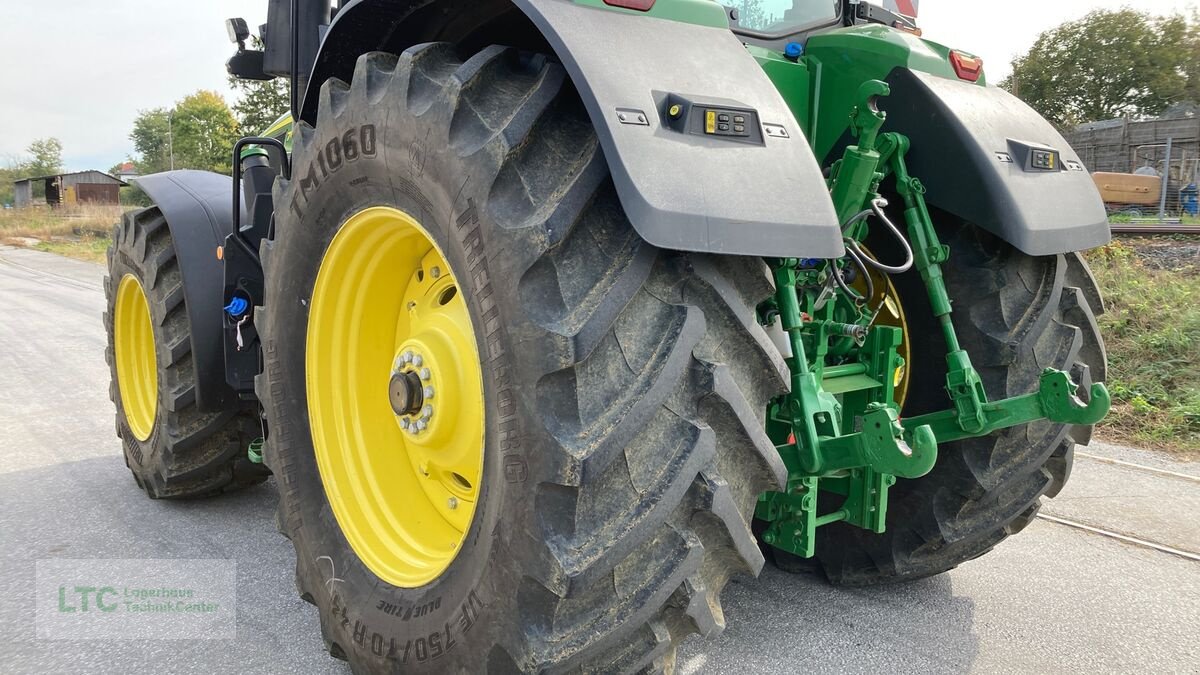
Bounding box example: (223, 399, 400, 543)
(879, 68, 1110, 255)
(135, 171, 239, 413)
(513, 0, 842, 257)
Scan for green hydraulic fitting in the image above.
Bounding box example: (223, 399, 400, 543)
(248, 437, 265, 464)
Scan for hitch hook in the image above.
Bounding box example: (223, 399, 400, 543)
(1039, 369, 1111, 426)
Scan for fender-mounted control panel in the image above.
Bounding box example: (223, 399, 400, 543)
(662, 93, 765, 146)
(1007, 139, 1067, 173)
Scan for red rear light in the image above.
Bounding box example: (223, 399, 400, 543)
(950, 50, 983, 82)
(603, 0, 655, 10)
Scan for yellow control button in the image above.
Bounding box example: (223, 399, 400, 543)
(705, 110, 716, 134)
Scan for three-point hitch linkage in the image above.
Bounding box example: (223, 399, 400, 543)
(756, 81, 1111, 558)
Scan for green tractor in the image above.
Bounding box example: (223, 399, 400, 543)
(104, 0, 1111, 670)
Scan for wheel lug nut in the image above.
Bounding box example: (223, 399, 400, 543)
(400, 418, 410, 429)
(412, 354, 423, 367)
(447, 497, 458, 509)
(420, 368, 431, 380)
(402, 351, 413, 364)
(407, 425, 418, 435)
(422, 405, 433, 419)
(416, 420, 428, 431)
(431, 266, 441, 279)
(423, 386, 434, 399)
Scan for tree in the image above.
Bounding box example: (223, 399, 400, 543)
(1002, 9, 1194, 127)
(171, 91, 241, 174)
(228, 75, 289, 134)
(228, 39, 290, 133)
(0, 155, 26, 206)
(25, 138, 63, 177)
(131, 108, 173, 174)
(1182, 11, 1200, 106)
(129, 91, 241, 175)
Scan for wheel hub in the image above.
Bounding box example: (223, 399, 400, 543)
(390, 349, 438, 436)
(388, 369, 425, 417)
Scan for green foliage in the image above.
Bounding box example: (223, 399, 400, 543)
(226, 36, 289, 135)
(1085, 241, 1200, 452)
(120, 185, 152, 207)
(1002, 9, 1197, 126)
(130, 91, 241, 175)
(0, 157, 24, 206)
(172, 91, 241, 174)
(131, 108, 173, 174)
(24, 138, 64, 177)
(229, 74, 289, 135)
(0, 139, 65, 204)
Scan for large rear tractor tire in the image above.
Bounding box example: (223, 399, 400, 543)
(257, 46, 788, 672)
(104, 207, 269, 498)
(797, 217, 1107, 585)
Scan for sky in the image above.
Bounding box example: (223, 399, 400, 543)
(0, 0, 1196, 172)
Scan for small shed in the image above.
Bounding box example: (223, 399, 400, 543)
(13, 170, 128, 208)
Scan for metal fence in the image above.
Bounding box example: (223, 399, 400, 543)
(1065, 117, 1200, 214)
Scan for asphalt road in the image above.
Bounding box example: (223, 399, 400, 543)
(1, 245, 1197, 674)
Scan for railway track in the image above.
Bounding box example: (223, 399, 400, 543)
(1036, 514, 1200, 562)
(1036, 452, 1200, 563)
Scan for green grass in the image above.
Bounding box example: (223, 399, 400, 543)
(1108, 213, 1200, 224)
(32, 237, 111, 264)
(1086, 240, 1200, 455)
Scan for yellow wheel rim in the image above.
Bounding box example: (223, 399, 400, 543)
(855, 253, 912, 407)
(114, 274, 158, 441)
(307, 206, 485, 588)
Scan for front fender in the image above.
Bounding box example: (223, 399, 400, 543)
(879, 68, 1110, 255)
(135, 171, 237, 413)
(513, 0, 843, 257)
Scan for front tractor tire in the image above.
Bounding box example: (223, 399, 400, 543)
(258, 46, 788, 673)
(104, 207, 268, 498)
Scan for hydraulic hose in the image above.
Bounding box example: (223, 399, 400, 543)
(846, 199, 914, 275)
